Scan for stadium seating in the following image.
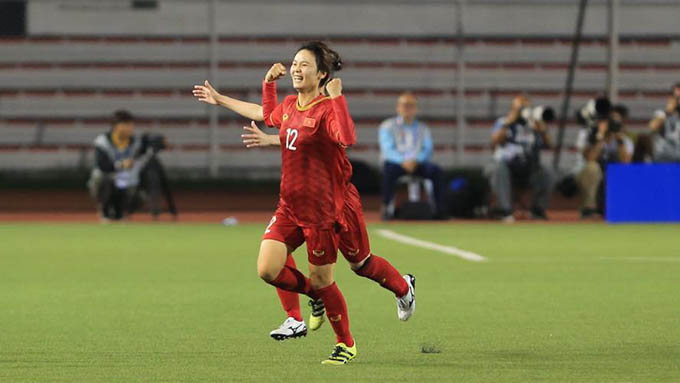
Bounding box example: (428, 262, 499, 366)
(1, 36, 678, 172)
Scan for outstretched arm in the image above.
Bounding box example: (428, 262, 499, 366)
(193, 80, 264, 122)
(241, 121, 280, 148)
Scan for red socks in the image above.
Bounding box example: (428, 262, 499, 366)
(275, 254, 302, 321)
(316, 282, 354, 347)
(270, 257, 315, 300)
(271, 252, 406, 349)
(270, 256, 354, 347)
(354, 254, 409, 298)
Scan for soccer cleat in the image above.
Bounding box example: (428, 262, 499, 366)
(321, 341, 357, 365)
(308, 299, 326, 331)
(269, 317, 307, 341)
(397, 274, 416, 321)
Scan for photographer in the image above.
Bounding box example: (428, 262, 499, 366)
(488, 95, 554, 221)
(87, 110, 176, 221)
(648, 82, 680, 163)
(574, 99, 633, 218)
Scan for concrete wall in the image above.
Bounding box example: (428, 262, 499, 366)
(27, 0, 680, 37)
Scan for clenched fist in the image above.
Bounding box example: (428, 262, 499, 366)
(326, 78, 343, 99)
(265, 63, 286, 82)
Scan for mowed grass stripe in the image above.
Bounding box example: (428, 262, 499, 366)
(1, 223, 679, 382)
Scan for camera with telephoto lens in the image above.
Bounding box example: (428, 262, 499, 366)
(520, 105, 556, 125)
(577, 97, 611, 127)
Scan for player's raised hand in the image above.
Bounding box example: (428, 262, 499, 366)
(265, 63, 286, 82)
(326, 78, 342, 98)
(192, 80, 219, 105)
(511, 95, 529, 112)
(241, 121, 275, 148)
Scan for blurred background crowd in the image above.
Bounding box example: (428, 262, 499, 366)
(1, 0, 679, 222)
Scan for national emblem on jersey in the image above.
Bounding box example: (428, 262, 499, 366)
(303, 117, 316, 128)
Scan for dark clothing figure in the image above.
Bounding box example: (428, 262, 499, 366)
(88, 132, 176, 220)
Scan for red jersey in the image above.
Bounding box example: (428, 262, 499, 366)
(262, 81, 356, 229)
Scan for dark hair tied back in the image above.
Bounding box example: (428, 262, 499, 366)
(330, 51, 343, 72)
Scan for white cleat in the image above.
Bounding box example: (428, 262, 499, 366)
(397, 274, 416, 321)
(269, 317, 307, 341)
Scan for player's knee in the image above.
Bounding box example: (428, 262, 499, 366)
(257, 264, 279, 283)
(257, 239, 288, 283)
(309, 272, 333, 290)
(349, 256, 369, 271)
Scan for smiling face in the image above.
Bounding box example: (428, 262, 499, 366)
(290, 49, 326, 93)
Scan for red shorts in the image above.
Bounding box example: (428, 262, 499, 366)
(338, 185, 371, 264)
(262, 207, 340, 266)
(261, 184, 371, 266)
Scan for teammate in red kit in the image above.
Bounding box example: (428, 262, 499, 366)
(192, 42, 415, 364)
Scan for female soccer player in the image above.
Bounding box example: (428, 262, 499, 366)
(192, 42, 415, 364)
(241, 121, 416, 339)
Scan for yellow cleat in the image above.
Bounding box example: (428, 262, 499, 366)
(308, 299, 326, 331)
(321, 341, 357, 365)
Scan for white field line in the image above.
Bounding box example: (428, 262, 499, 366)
(376, 229, 487, 262)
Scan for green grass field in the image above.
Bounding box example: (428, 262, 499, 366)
(2, 222, 679, 382)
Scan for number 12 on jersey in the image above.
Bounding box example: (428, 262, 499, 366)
(285, 128, 298, 151)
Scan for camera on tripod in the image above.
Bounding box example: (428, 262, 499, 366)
(145, 134, 167, 153)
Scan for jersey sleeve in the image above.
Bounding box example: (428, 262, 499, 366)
(262, 80, 284, 128)
(324, 95, 356, 146)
